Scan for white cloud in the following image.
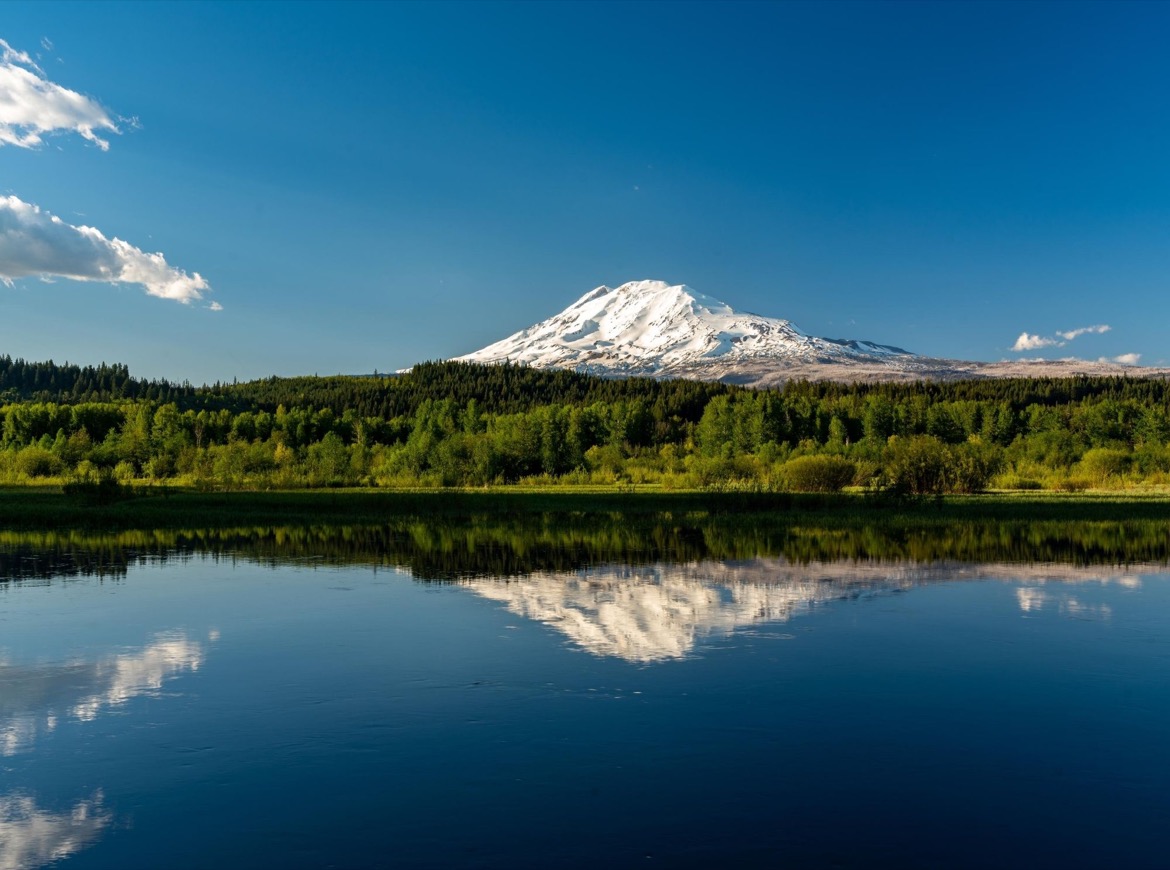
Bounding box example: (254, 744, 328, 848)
(0, 38, 118, 149)
(1057, 324, 1111, 341)
(0, 195, 215, 306)
(1013, 323, 1114, 353)
(1011, 332, 1063, 352)
(1103, 353, 1141, 366)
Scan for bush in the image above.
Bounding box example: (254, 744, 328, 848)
(781, 455, 856, 492)
(14, 446, 63, 478)
(993, 474, 1043, 491)
(63, 467, 134, 504)
(946, 438, 1003, 494)
(1076, 448, 1130, 485)
(883, 435, 1002, 494)
(882, 436, 949, 495)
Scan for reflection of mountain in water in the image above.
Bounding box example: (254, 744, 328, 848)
(465, 560, 1147, 662)
(0, 792, 110, 870)
(1, 631, 213, 757)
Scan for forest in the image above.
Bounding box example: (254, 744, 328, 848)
(2, 355, 1170, 493)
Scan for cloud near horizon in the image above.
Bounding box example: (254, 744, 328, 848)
(1104, 353, 1141, 366)
(0, 195, 215, 306)
(1011, 332, 1062, 352)
(1057, 324, 1111, 341)
(0, 38, 119, 149)
(1012, 323, 1113, 353)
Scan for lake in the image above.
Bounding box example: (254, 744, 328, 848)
(2, 518, 1169, 868)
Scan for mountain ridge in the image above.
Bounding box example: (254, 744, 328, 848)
(455, 279, 915, 376)
(453, 280, 1170, 385)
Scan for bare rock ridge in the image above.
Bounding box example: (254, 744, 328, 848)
(453, 280, 1168, 384)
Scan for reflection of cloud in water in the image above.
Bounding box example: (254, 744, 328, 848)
(1016, 587, 1049, 613)
(465, 560, 1146, 662)
(72, 633, 206, 721)
(0, 791, 110, 870)
(1060, 597, 1113, 621)
(0, 631, 213, 756)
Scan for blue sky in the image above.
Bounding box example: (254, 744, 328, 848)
(1, 1, 1168, 383)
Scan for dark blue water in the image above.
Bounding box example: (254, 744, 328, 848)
(2, 555, 1168, 868)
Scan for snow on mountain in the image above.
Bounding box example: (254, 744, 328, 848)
(453, 279, 915, 378)
(449, 279, 1170, 384)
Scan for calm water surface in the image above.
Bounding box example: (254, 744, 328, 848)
(2, 526, 1169, 868)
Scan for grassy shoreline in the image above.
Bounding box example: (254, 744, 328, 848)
(2, 485, 1170, 531)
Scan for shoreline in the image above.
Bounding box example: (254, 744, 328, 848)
(2, 486, 1170, 531)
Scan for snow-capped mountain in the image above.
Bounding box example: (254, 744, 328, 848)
(451, 279, 1167, 384)
(455, 279, 914, 378)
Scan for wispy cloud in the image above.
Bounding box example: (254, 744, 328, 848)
(1011, 332, 1062, 352)
(0, 38, 118, 149)
(0, 195, 215, 306)
(1057, 324, 1111, 341)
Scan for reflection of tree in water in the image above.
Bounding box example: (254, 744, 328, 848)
(2, 515, 1169, 582)
(0, 546, 136, 584)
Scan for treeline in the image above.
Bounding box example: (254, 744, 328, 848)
(217, 361, 734, 419)
(1, 359, 1170, 492)
(0, 356, 199, 405)
(0, 356, 734, 417)
(9, 354, 1170, 417)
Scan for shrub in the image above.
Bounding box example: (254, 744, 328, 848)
(63, 467, 134, 504)
(781, 455, 856, 492)
(993, 474, 1043, 491)
(1076, 448, 1130, 485)
(882, 435, 949, 495)
(14, 446, 63, 478)
(883, 435, 1002, 494)
(946, 437, 1003, 494)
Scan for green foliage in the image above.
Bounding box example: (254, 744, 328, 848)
(781, 455, 856, 492)
(0, 359, 1169, 491)
(1077, 447, 1130, 485)
(883, 435, 950, 495)
(946, 438, 1004, 494)
(882, 435, 1002, 495)
(14, 446, 63, 478)
(61, 464, 137, 505)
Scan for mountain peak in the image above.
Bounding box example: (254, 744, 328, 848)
(454, 279, 915, 380)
